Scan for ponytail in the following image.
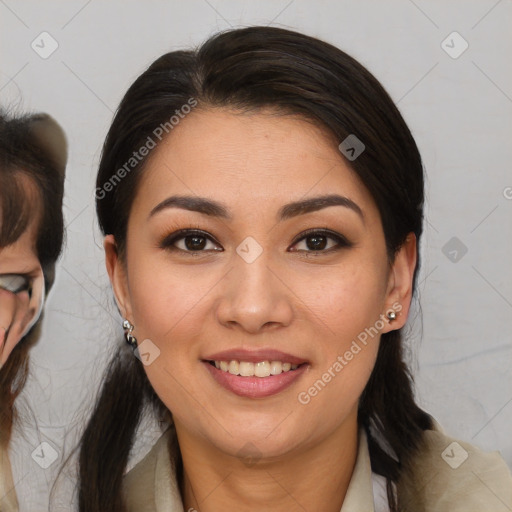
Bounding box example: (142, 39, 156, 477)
(359, 329, 433, 511)
(78, 344, 164, 512)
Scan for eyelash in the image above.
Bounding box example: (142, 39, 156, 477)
(158, 226, 353, 256)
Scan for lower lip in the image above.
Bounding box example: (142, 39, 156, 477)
(202, 361, 308, 399)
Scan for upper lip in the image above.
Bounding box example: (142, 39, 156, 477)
(203, 349, 307, 365)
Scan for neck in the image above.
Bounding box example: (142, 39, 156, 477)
(175, 412, 359, 512)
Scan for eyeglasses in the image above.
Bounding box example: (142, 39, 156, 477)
(0, 273, 32, 294)
(0, 267, 45, 355)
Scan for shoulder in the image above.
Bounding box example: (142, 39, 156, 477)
(397, 419, 512, 512)
(0, 444, 19, 512)
(122, 429, 183, 512)
(122, 435, 162, 512)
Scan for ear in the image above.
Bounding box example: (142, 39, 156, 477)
(104, 234, 133, 321)
(381, 233, 417, 333)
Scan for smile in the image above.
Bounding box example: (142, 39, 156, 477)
(203, 360, 308, 399)
(209, 360, 301, 377)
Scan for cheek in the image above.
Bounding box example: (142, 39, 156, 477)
(290, 261, 386, 411)
(126, 257, 211, 415)
(129, 280, 181, 338)
(294, 258, 387, 343)
(126, 253, 218, 353)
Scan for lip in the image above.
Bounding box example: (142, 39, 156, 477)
(202, 360, 309, 399)
(203, 348, 307, 365)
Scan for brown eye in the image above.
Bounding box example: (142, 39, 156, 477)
(160, 229, 222, 254)
(304, 233, 329, 250)
(183, 234, 207, 251)
(290, 229, 352, 253)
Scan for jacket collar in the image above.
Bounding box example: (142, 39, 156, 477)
(124, 426, 377, 511)
(123, 419, 512, 511)
(339, 428, 376, 511)
(0, 443, 19, 512)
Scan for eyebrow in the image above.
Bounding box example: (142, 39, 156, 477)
(149, 194, 364, 222)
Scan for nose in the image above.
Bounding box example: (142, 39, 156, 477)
(215, 249, 294, 334)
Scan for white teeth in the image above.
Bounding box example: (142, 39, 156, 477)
(270, 361, 282, 375)
(255, 361, 270, 377)
(239, 362, 254, 376)
(228, 360, 239, 375)
(212, 359, 302, 377)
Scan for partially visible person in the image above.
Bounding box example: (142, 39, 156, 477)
(0, 110, 66, 511)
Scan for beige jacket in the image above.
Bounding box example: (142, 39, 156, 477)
(0, 444, 18, 512)
(123, 420, 512, 512)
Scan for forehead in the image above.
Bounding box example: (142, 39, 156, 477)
(134, 108, 377, 219)
(0, 218, 40, 274)
(0, 172, 42, 263)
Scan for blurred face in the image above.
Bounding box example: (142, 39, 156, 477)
(107, 108, 416, 460)
(0, 189, 45, 367)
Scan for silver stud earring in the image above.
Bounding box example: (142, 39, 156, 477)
(386, 311, 397, 321)
(123, 319, 138, 349)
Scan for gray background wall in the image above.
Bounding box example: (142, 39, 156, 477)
(1, 0, 511, 509)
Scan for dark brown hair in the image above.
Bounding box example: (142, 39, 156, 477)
(0, 110, 66, 447)
(80, 26, 433, 511)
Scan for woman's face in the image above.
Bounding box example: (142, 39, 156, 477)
(0, 204, 44, 367)
(107, 108, 416, 459)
